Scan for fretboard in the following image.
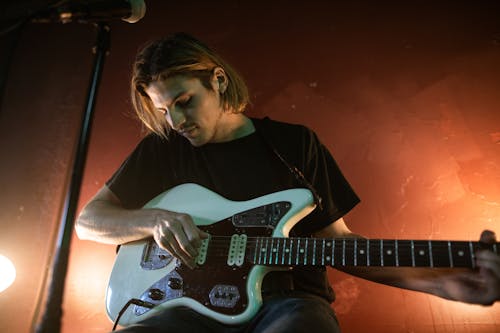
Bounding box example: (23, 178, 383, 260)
(248, 237, 499, 268)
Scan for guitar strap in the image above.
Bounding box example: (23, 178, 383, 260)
(254, 117, 324, 296)
(253, 117, 324, 211)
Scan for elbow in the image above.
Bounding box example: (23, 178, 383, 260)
(74, 209, 95, 241)
(74, 219, 86, 240)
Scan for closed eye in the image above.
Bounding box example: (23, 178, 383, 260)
(176, 97, 192, 109)
(155, 95, 191, 115)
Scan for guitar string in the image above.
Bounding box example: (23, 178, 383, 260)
(189, 237, 492, 247)
(156, 238, 496, 264)
(187, 238, 494, 250)
(176, 240, 494, 267)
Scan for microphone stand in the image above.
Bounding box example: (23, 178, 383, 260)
(35, 22, 110, 333)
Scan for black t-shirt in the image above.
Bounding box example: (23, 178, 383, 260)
(107, 117, 360, 301)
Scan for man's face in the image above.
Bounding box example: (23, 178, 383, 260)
(145, 74, 225, 146)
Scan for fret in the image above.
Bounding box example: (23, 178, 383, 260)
(301, 238, 307, 265)
(269, 238, 275, 265)
(274, 238, 280, 265)
(264, 238, 270, 265)
(366, 239, 370, 266)
(269, 237, 280, 265)
(276, 238, 286, 265)
(258, 238, 264, 265)
(380, 239, 384, 267)
(280, 238, 285, 265)
(342, 239, 346, 266)
(293, 238, 297, 265)
(269, 238, 274, 265)
(448, 241, 453, 267)
(428, 241, 434, 268)
(261, 238, 269, 265)
(296, 238, 301, 265)
(354, 238, 358, 266)
(321, 239, 326, 265)
(395, 240, 413, 266)
(259, 237, 266, 265)
(288, 238, 294, 266)
(304, 238, 309, 265)
(312, 238, 317, 265)
(395, 240, 399, 267)
(268, 237, 274, 265)
(310, 238, 315, 265)
(411, 240, 415, 267)
(469, 242, 475, 269)
(331, 239, 335, 266)
(254, 237, 259, 264)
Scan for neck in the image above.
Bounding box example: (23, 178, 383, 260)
(213, 114, 254, 143)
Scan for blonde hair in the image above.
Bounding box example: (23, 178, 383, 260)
(131, 33, 250, 138)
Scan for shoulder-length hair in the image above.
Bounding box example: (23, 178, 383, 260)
(131, 33, 250, 138)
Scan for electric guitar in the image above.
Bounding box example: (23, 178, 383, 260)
(106, 183, 498, 326)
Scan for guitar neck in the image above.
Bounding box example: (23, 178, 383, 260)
(248, 238, 499, 269)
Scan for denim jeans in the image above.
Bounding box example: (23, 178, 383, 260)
(113, 291, 341, 333)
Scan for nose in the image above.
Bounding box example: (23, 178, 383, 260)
(168, 107, 186, 130)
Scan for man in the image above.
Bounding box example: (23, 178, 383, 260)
(76, 33, 500, 333)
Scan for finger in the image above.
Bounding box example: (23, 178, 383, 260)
(172, 226, 199, 258)
(476, 251, 500, 277)
(153, 226, 176, 256)
(178, 216, 204, 249)
(176, 214, 210, 250)
(172, 214, 203, 257)
(159, 215, 199, 258)
(480, 230, 496, 243)
(479, 267, 500, 304)
(154, 225, 195, 267)
(452, 271, 497, 305)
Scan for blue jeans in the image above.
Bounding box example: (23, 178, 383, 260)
(113, 292, 341, 333)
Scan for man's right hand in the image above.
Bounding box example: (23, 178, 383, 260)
(152, 210, 209, 269)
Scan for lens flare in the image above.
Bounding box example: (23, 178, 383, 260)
(0, 254, 16, 292)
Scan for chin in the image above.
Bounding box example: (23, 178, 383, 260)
(187, 137, 207, 147)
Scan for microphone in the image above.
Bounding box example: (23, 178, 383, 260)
(32, 0, 146, 24)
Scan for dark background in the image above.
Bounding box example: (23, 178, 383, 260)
(1, 1, 499, 332)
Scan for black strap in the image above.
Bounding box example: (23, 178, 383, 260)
(254, 117, 323, 211)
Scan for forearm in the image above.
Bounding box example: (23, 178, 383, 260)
(75, 199, 159, 245)
(338, 266, 464, 298)
(315, 221, 482, 302)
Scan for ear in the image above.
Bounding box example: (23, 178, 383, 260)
(212, 67, 228, 94)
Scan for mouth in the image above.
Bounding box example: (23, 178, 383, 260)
(179, 125, 198, 137)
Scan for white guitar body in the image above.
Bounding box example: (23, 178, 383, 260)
(106, 183, 316, 326)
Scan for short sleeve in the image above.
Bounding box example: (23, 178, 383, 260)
(293, 128, 360, 235)
(254, 117, 359, 235)
(106, 134, 168, 209)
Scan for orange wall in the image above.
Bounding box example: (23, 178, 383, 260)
(0, 1, 499, 332)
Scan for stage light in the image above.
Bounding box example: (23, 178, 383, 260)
(0, 254, 16, 292)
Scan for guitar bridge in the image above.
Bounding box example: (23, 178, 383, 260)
(140, 240, 174, 270)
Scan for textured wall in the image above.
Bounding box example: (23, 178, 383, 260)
(0, 1, 499, 332)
